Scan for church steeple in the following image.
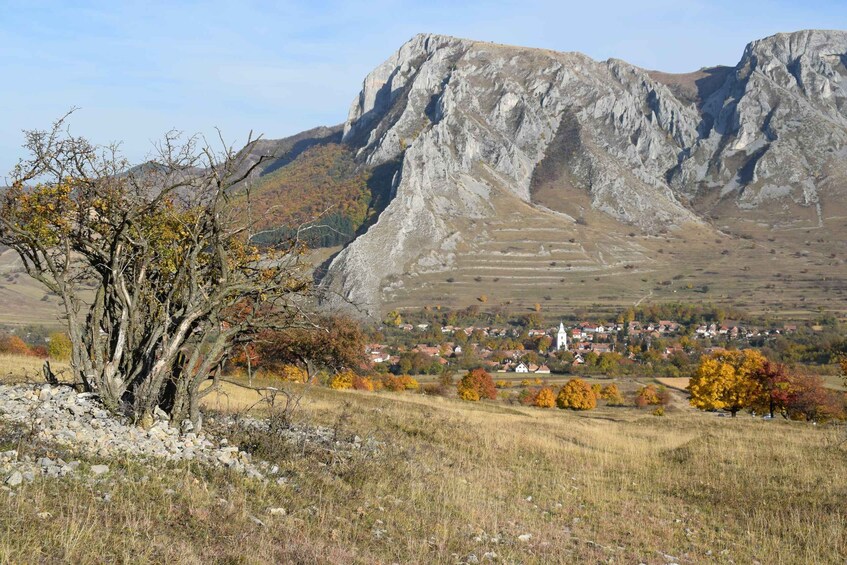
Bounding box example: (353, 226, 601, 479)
(556, 322, 567, 351)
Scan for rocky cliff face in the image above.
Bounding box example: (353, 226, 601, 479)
(671, 30, 847, 224)
(318, 30, 847, 317)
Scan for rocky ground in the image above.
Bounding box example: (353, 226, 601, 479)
(0, 383, 374, 492)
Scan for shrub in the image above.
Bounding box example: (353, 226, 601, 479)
(520, 379, 532, 387)
(352, 376, 375, 392)
(457, 368, 497, 401)
(47, 332, 72, 361)
(591, 383, 602, 397)
(600, 384, 625, 405)
(0, 335, 30, 356)
(279, 365, 308, 383)
(652, 406, 665, 416)
(556, 378, 597, 410)
(535, 387, 556, 408)
(382, 375, 406, 392)
(330, 370, 355, 390)
(517, 387, 539, 406)
(399, 375, 419, 391)
(495, 379, 510, 389)
(635, 384, 669, 408)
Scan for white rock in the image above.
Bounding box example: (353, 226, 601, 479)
(5, 471, 23, 487)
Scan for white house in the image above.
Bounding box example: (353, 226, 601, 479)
(514, 362, 529, 373)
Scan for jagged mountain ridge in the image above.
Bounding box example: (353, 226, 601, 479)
(314, 29, 847, 318)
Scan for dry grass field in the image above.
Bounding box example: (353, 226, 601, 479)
(0, 367, 844, 563)
(0, 353, 69, 384)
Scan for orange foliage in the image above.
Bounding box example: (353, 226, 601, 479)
(556, 378, 596, 410)
(534, 387, 556, 408)
(457, 368, 497, 401)
(353, 376, 375, 392)
(0, 335, 31, 356)
(381, 375, 405, 392)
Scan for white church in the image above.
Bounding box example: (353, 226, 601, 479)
(556, 322, 567, 351)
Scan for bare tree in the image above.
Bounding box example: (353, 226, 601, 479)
(0, 114, 311, 427)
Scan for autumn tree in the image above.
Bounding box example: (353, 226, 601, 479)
(258, 315, 366, 382)
(749, 361, 794, 418)
(279, 365, 308, 383)
(688, 349, 766, 417)
(457, 367, 497, 401)
(0, 115, 311, 426)
(556, 378, 596, 410)
(784, 374, 846, 423)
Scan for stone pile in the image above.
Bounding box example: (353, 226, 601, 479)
(0, 383, 370, 488)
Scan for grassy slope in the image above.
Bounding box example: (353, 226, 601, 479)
(0, 369, 844, 563)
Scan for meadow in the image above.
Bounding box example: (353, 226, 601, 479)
(0, 359, 844, 564)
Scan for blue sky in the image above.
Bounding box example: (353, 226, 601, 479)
(1, 0, 844, 177)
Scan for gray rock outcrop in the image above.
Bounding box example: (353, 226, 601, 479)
(318, 30, 847, 316)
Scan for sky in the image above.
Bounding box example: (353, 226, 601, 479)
(1, 0, 845, 177)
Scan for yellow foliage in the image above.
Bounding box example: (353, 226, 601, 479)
(399, 375, 419, 391)
(47, 332, 72, 362)
(535, 387, 556, 408)
(600, 384, 625, 405)
(330, 370, 355, 390)
(495, 380, 509, 388)
(556, 378, 597, 411)
(689, 349, 766, 416)
(279, 365, 308, 383)
(459, 387, 480, 401)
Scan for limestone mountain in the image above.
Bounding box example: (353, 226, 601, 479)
(315, 30, 847, 319)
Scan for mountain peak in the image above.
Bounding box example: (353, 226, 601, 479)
(319, 29, 847, 316)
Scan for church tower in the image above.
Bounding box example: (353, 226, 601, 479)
(556, 322, 567, 351)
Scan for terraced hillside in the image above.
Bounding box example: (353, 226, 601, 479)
(380, 187, 847, 321)
(0, 248, 63, 327)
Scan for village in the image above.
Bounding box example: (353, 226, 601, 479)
(366, 315, 802, 376)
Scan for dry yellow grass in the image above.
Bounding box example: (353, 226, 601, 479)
(0, 353, 70, 384)
(656, 377, 691, 392)
(1, 373, 845, 563)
